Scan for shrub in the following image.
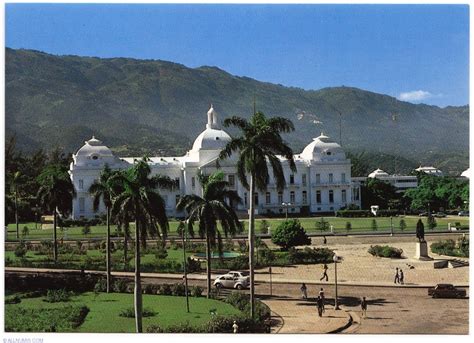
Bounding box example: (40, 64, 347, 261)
(225, 292, 270, 322)
(345, 221, 352, 233)
(93, 278, 107, 293)
(205, 315, 268, 333)
(171, 283, 186, 296)
(158, 283, 172, 295)
(82, 225, 91, 236)
(14, 243, 27, 258)
(155, 246, 168, 259)
(368, 245, 403, 258)
(190, 285, 204, 297)
(186, 257, 202, 273)
(371, 219, 378, 231)
(315, 217, 330, 232)
(22, 226, 29, 237)
(259, 248, 276, 266)
(427, 216, 437, 230)
(271, 219, 311, 250)
(288, 247, 334, 264)
(119, 307, 156, 318)
(44, 289, 73, 303)
(399, 219, 407, 231)
(147, 323, 203, 333)
(112, 279, 129, 293)
(431, 239, 469, 258)
(259, 220, 270, 234)
(5, 295, 21, 304)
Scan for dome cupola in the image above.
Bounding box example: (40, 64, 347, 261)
(300, 133, 346, 162)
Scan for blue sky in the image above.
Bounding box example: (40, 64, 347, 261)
(5, 3, 469, 107)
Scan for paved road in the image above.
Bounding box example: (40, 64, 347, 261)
(140, 276, 469, 334)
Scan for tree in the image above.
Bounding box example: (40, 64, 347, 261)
(316, 217, 330, 233)
(345, 221, 352, 233)
(89, 164, 116, 293)
(109, 157, 174, 333)
(271, 219, 311, 251)
(10, 171, 24, 239)
(176, 171, 242, 297)
(371, 219, 378, 231)
(219, 111, 296, 319)
(399, 219, 407, 232)
(259, 219, 270, 234)
(37, 164, 76, 262)
(361, 178, 400, 210)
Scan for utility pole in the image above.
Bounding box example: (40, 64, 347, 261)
(181, 221, 190, 313)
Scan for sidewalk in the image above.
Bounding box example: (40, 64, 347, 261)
(262, 297, 351, 333)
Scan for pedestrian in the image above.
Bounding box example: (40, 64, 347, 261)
(323, 236, 327, 245)
(300, 282, 308, 299)
(232, 320, 238, 333)
(394, 267, 400, 284)
(319, 288, 325, 312)
(317, 296, 324, 317)
(320, 263, 329, 281)
(361, 297, 367, 318)
(399, 269, 404, 285)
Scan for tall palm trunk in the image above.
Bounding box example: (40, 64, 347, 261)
(53, 209, 58, 263)
(14, 189, 19, 240)
(134, 208, 143, 333)
(106, 207, 111, 293)
(124, 232, 128, 268)
(248, 173, 256, 319)
(206, 231, 212, 298)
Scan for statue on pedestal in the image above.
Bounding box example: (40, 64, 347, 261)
(416, 219, 425, 242)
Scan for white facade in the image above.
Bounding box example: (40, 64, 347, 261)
(353, 168, 418, 193)
(415, 166, 444, 176)
(69, 106, 361, 219)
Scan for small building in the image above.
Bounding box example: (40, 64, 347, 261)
(415, 166, 444, 177)
(353, 168, 418, 193)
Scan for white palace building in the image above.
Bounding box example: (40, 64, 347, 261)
(69, 106, 362, 219)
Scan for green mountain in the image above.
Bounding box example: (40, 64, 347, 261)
(5, 48, 469, 174)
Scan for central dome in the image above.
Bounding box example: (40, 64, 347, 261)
(300, 133, 346, 161)
(191, 128, 231, 151)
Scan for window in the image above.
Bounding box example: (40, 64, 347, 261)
(244, 193, 248, 207)
(175, 194, 181, 206)
(316, 174, 321, 184)
(342, 190, 347, 203)
(191, 177, 195, 188)
(329, 190, 334, 203)
(302, 174, 307, 186)
(78, 179, 84, 190)
(290, 191, 295, 203)
(341, 173, 346, 183)
(353, 188, 360, 201)
(329, 173, 333, 183)
(92, 155, 99, 160)
(266, 192, 271, 204)
(316, 190, 321, 204)
(254, 193, 259, 206)
(79, 198, 85, 212)
(228, 175, 235, 187)
(290, 174, 294, 184)
(278, 191, 283, 204)
(302, 191, 307, 204)
(175, 177, 180, 189)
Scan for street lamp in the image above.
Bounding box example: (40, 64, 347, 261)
(282, 202, 292, 220)
(181, 219, 190, 313)
(333, 253, 341, 310)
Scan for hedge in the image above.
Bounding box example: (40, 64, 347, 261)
(336, 209, 399, 217)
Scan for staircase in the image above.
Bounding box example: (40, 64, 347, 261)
(448, 259, 469, 268)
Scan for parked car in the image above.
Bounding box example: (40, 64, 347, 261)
(213, 274, 248, 290)
(434, 212, 447, 218)
(226, 271, 250, 282)
(428, 284, 466, 298)
(418, 212, 429, 217)
(458, 211, 469, 217)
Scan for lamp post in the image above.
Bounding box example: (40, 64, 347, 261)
(333, 254, 341, 310)
(282, 202, 292, 220)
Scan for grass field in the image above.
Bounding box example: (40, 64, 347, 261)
(5, 292, 240, 332)
(7, 215, 469, 241)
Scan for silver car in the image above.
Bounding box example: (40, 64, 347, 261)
(213, 274, 248, 290)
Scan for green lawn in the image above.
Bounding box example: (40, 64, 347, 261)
(5, 292, 240, 332)
(8, 215, 469, 241)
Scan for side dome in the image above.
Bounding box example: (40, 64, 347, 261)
(75, 136, 114, 158)
(191, 128, 231, 151)
(368, 168, 389, 178)
(300, 133, 346, 161)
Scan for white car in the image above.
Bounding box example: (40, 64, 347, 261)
(214, 272, 249, 290)
(226, 271, 250, 282)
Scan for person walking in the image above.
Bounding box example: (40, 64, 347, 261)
(394, 267, 400, 284)
(316, 296, 324, 317)
(323, 236, 327, 245)
(361, 297, 367, 318)
(319, 288, 325, 312)
(300, 283, 308, 299)
(399, 269, 404, 285)
(320, 263, 329, 281)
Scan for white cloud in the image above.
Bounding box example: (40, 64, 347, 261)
(398, 90, 433, 102)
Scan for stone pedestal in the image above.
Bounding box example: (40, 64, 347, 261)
(415, 241, 432, 260)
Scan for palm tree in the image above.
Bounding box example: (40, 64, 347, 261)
(37, 164, 76, 262)
(89, 164, 115, 293)
(10, 171, 24, 240)
(219, 111, 296, 319)
(108, 157, 174, 333)
(177, 171, 242, 297)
